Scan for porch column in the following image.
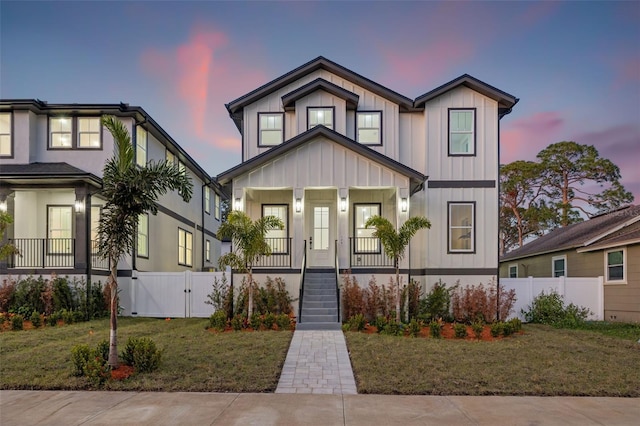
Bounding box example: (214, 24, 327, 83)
(292, 188, 304, 268)
(397, 187, 410, 273)
(74, 185, 90, 271)
(0, 188, 15, 270)
(337, 187, 349, 270)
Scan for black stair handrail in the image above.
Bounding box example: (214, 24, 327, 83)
(298, 240, 307, 324)
(334, 239, 340, 323)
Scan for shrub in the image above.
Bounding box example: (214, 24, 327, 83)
(249, 313, 262, 330)
(233, 277, 294, 317)
(451, 279, 516, 323)
(490, 322, 504, 338)
(121, 337, 163, 373)
(407, 319, 422, 338)
(522, 291, 591, 328)
(509, 318, 522, 333)
(12, 276, 47, 315)
(53, 276, 75, 312)
(205, 273, 230, 313)
(401, 279, 422, 322)
(84, 354, 110, 386)
(420, 280, 453, 322)
(372, 316, 388, 333)
(381, 321, 404, 336)
(208, 310, 227, 332)
(471, 320, 484, 340)
(341, 275, 364, 320)
(70, 340, 109, 384)
(341, 323, 350, 332)
(0, 278, 16, 312)
(453, 323, 468, 338)
(70, 344, 91, 376)
(276, 314, 291, 330)
(11, 314, 23, 330)
(230, 314, 245, 331)
(46, 311, 61, 327)
(346, 314, 366, 332)
(30, 311, 42, 328)
(429, 319, 443, 339)
(502, 321, 514, 336)
(263, 312, 276, 330)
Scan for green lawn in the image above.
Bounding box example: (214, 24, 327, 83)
(345, 324, 640, 396)
(0, 317, 292, 392)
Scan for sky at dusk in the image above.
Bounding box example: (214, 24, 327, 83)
(2, 1, 639, 200)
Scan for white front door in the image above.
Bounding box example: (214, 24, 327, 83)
(307, 203, 335, 267)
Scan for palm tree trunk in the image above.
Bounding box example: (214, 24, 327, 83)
(395, 260, 401, 324)
(247, 269, 253, 318)
(108, 260, 119, 368)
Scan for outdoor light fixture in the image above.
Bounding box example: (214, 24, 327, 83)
(234, 198, 241, 211)
(74, 200, 84, 213)
(401, 198, 408, 212)
(0, 200, 6, 212)
(295, 198, 302, 213)
(340, 197, 347, 212)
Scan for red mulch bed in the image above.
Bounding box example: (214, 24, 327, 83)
(362, 323, 522, 341)
(111, 365, 135, 380)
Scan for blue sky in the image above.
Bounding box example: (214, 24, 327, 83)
(2, 1, 639, 199)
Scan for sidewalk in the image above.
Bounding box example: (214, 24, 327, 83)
(1, 390, 638, 425)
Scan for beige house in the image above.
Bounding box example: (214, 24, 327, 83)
(499, 205, 640, 322)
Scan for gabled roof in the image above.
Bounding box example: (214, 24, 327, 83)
(501, 205, 640, 261)
(414, 74, 519, 118)
(0, 162, 102, 188)
(225, 56, 415, 116)
(217, 125, 427, 194)
(281, 78, 359, 111)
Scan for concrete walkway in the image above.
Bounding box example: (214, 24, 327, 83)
(275, 330, 357, 394)
(2, 391, 639, 425)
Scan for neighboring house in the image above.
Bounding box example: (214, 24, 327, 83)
(499, 205, 640, 322)
(218, 56, 518, 306)
(0, 100, 224, 285)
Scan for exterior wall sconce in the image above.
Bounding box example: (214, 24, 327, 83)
(340, 197, 347, 212)
(0, 200, 6, 212)
(234, 198, 241, 211)
(295, 198, 302, 213)
(401, 198, 408, 212)
(74, 199, 84, 213)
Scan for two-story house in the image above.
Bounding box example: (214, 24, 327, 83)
(217, 57, 518, 325)
(0, 100, 224, 285)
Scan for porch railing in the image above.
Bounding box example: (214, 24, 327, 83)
(349, 237, 393, 268)
(8, 238, 75, 268)
(91, 240, 109, 270)
(253, 238, 292, 268)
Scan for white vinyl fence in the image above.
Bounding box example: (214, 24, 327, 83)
(500, 276, 604, 321)
(119, 271, 224, 318)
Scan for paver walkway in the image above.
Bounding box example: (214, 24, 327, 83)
(275, 330, 357, 394)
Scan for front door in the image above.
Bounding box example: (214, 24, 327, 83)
(307, 203, 335, 267)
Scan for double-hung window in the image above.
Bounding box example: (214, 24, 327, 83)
(136, 126, 147, 166)
(0, 112, 12, 157)
(50, 117, 73, 148)
(78, 118, 101, 148)
(552, 255, 566, 277)
(204, 187, 211, 215)
(263, 205, 288, 253)
(356, 111, 381, 145)
(258, 113, 284, 146)
(214, 194, 220, 220)
(48, 206, 73, 254)
(308, 107, 333, 130)
(137, 214, 149, 258)
(354, 204, 381, 253)
(178, 228, 193, 266)
(166, 150, 176, 165)
(605, 248, 626, 283)
(449, 109, 475, 155)
(508, 264, 518, 278)
(205, 239, 211, 263)
(448, 202, 474, 253)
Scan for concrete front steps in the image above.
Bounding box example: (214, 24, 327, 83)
(296, 269, 341, 331)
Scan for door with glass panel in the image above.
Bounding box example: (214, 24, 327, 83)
(306, 203, 335, 267)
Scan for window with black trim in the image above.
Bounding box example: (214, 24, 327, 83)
(449, 109, 475, 155)
(78, 118, 102, 148)
(137, 214, 149, 258)
(136, 126, 147, 166)
(178, 228, 193, 266)
(605, 248, 625, 283)
(204, 187, 211, 214)
(354, 203, 381, 253)
(258, 113, 284, 146)
(214, 194, 220, 221)
(308, 107, 333, 130)
(50, 117, 73, 148)
(166, 150, 177, 165)
(356, 111, 381, 145)
(263, 204, 288, 253)
(47, 205, 73, 254)
(0, 112, 12, 157)
(448, 202, 474, 253)
(552, 255, 566, 277)
(206, 239, 211, 263)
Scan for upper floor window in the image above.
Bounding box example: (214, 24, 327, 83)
(166, 150, 177, 165)
(449, 109, 475, 156)
(136, 126, 147, 166)
(552, 255, 566, 277)
(448, 202, 475, 253)
(0, 112, 12, 157)
(137, 214, 149, 258)
(206, 239, 211, 262)
(308, 107, 333, 130)
(50, 117, 72, 148)
(263, 204, 288, 254)
(178, 228, 193, 266)
(605, 248, 626, 284)
(258, 113, 284, 146)
(354, 203, 381, 253)
(204, 186, 211, 214)
(214, 194, 221, 221)
(78, 118, 101, 148)
(357, 111, 382, 145)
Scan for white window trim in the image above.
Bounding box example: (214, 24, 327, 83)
(137, 214, 149, 258)
(356, 111, 382, 145)
(205, 239, 211, 263)
(604, 247, 627, 284)
(308, 107, 334, 130)
(258, 112, 284, 146)
(136, 126, 148, 166)
(552, 254, 567, 277)
(448, 202, 475, 253)
(448, 109, 475, 156)
(0, 112, 13, 157)
(508, 264, 518, 278)
(204, 187, 211, 215)
(214, 194, 220, 221)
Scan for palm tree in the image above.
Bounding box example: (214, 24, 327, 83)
(217, 210, 284, 318)
(365, 215, 431, 323)
(98, 115, 193, 368)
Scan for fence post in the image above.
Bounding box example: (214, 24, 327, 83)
(184, 270, 192, 318)
(597, 276, 604, 321)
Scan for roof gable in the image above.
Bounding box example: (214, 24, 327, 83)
(281, 78, 359, 111)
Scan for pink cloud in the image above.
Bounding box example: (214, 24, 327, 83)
(513, 1, 560, 28)
(501, 112, 565, 163)
(139, 25, 268, 152)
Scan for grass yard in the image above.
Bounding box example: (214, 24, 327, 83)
(0, 317, 292, 392)
(345, 324, 640, 396)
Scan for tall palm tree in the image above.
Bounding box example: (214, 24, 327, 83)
(217, 210, 284, 318)
(98, 115, 193, 368)
(365, 215, 431, 323)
